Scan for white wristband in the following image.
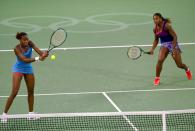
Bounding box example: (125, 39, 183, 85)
(35, 57, 39, 61)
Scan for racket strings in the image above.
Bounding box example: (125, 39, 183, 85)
(128, 48, 141, 59)
(51, 30, 66, 46)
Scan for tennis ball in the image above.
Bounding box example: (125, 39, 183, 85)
(51, 55, 56, 60)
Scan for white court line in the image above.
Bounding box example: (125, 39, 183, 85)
(0, 42, 194, 52)
(102, 92, 138, 131)
(0, 87, 195, 98)
(102, 92, 122, 112)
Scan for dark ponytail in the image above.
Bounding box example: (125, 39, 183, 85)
(153, 13, 171, 23)
(16, 32, 27, 40)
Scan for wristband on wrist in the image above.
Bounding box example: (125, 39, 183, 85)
(35, 57, 39, 61)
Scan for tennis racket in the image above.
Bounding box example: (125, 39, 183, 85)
(48, 28, 67, 52)
(127, 46, 150, 60)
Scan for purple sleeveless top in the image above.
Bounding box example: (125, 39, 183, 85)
(155, 21, 173, 43)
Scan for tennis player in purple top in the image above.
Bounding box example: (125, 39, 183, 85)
(149, 13, 192, 86)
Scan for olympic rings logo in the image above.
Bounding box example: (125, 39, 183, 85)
(0, 12, 153, 36)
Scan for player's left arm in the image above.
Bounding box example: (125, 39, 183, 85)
(29, 40, 48, 58)
(165, 23, 177, 48)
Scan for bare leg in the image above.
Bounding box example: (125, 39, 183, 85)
(172, 50, 188, 71)
(4, 73, 23, 113)
(24, 74, 35, 112)
(156, 47, 169, 77)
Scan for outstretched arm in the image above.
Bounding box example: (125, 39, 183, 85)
(150, 29, 159, 55)
(14, 47, 37, 63)
(29, 41, 49, 60)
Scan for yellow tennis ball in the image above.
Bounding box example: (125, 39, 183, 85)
(51, 55, 56, 60)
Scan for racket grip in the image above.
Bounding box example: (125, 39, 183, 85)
(145, 52, 151, 54)
(48, 48, 52, 52)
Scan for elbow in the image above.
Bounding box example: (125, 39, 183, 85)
(21, 58, 32, 63)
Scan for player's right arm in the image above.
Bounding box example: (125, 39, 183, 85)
(14, 46, 43, 63)
(29, 40, 48, 58)
(149, 29, 159, 55)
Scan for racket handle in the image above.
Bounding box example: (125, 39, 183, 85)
(144, 51, 151, 54)
(48, 48, 53, 52)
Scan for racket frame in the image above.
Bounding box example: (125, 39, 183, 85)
(127, 46, 150, 60)
(48, 28, 67, 52)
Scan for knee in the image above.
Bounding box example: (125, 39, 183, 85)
(157, 59, 164, 66)
(28, 89, 34, 96)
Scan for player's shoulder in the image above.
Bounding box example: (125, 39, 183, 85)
(14, 44, 20, 50)
(153, 26, 156, 33)
(28, 40, 35, 47)
(13, 44, 21, 54)
(165, 22, 172, 29)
